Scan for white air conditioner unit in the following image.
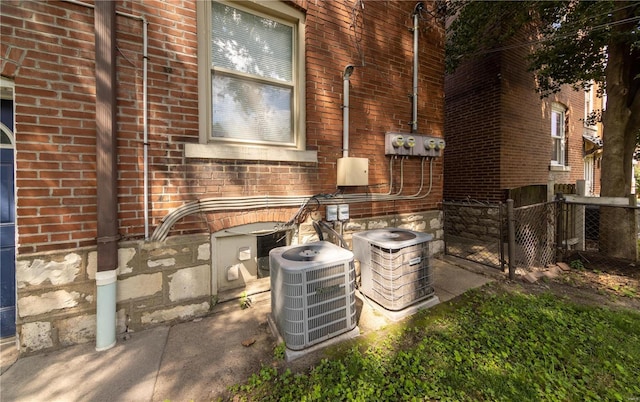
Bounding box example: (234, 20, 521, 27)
(270, 241, 356, 351)
(353, 228, 435, 311)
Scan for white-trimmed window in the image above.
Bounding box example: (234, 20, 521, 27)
(583, 83, 599, 134)
(551, 103, 566, 166)
(190, 0, 314, 162)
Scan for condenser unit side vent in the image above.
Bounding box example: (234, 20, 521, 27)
(270, 241, 356, 351)
(353, 228, 435, 311)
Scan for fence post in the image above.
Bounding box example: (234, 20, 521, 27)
(507, 199, 516, 280)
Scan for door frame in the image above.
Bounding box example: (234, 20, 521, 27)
(1, 77, 16, 339)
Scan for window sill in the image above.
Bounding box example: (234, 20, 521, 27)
(185, 143, 318, 163)
(549, 164, 571, 172)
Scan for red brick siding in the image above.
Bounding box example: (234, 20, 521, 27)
(445, 31, 597, 202)
(1, 0, 444, 253)
(444, 52, 503, 202)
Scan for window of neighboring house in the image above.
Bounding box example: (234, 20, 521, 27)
(584, 155, 594, 196)
(584, 85, 594, 126)
(584, 83, 599, 134)
(189, 0, 315, 162)
(551, 103, 567, 166)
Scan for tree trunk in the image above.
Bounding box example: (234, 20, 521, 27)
(598, 18, 639, 261)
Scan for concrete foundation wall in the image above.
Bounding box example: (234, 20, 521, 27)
(15, 211, 442, 354)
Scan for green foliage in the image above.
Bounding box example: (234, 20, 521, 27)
(230, 287, 640, 401)
(446, 1, 639, 96)
(239, 291, 252, 310)
(273, 342, 286, 360)
(569, 259, 585, 270)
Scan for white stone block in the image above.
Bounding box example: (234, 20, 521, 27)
(367, 220, 389, 229)
(87, 251, 97, 279)
(17, 254, 81, 288)
(141, 302, 209, 325)
(21, 321, 53, 351)
(147, 258, 176, 268)
(58, 314, 96, 346)
(431, 240, 445, 255)
(118, 248, 136, 274)
(117, 273, 162, 302)
(197, 243, 211, 261)
(168, 265, 210, 302)
(18, 290, 80, 317)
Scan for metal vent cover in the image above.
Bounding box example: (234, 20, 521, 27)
(353, 228, 435, 311)
(270, 241, 356, 350)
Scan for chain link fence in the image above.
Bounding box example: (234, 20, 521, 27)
(444, 198, 640, 275)
(558, 200, 640, 273)
(442, 201, 505, 270)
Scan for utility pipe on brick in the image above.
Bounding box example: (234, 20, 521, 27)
(342, 65, 354, 158)
(95, 0, 118, 351)
(63, 0, 150, 239)
(411, 2, 424, 133)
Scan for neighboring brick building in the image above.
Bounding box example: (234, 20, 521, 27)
(444, 38, 603, 204)
(0, 0, 445, 353)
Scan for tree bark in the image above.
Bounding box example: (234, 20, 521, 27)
(598, 8, 639, 261)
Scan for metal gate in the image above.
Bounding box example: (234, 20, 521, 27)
(443, 200, 558, 272)
(443, 201, 505, 270)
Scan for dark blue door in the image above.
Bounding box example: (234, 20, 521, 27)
(1, 97, 15, 338)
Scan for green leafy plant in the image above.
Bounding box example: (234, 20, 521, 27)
(239, 291, 252, 310)
(273, 342, 286, 360)
(231, 286, 640, 401)
(569, 259, 585, 270)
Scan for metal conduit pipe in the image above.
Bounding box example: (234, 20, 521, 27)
(342, 65, 354, 158)
(411, 3, 424, 133)
(150, 158, 436, 242)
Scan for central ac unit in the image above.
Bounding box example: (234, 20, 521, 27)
(270, 241, 356, 351)
(353, 228, 435, 311)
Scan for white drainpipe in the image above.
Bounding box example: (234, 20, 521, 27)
(343, 65, 354, 158)
(95, 270, 117, 351)
(411, 3, 423, 133)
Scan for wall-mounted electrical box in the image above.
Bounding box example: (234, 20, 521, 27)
(337, 157, 369, 186)
(338, 204, 350, 220)
(385, 132, 409, 156)
(422, 136, 445, 157)
(326, 205, 338, 221)
(385, 132, 444, 157)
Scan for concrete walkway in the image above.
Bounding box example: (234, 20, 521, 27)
(0, 257, 498, 402)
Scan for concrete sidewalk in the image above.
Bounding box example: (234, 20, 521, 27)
(0, 257, 498, 402)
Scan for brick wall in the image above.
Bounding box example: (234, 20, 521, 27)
(444, 52, 503, 202)
(2, 0, 445, 252)
(445, 30, 595, 202)
(2, 0, 446, 353)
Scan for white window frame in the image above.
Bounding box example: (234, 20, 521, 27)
(584, 85, 594, 127)
(584, 155, 594, 196)
(187, 0, 316, 162)
(550, 102, 566, 167)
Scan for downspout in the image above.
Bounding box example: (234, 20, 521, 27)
(411, 2, 423, 133)
(95, 0, 118, 351)
(143, 21, 149, 239)
(63, 0, 149, 239)
(342, 65, 354, 158)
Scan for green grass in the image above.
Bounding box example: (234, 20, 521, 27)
(230, 286, 640, 401)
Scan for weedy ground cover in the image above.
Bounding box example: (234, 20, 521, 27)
(230, 285, 640, 401)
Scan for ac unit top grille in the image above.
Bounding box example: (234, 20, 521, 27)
(353, 228, 433, 250)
